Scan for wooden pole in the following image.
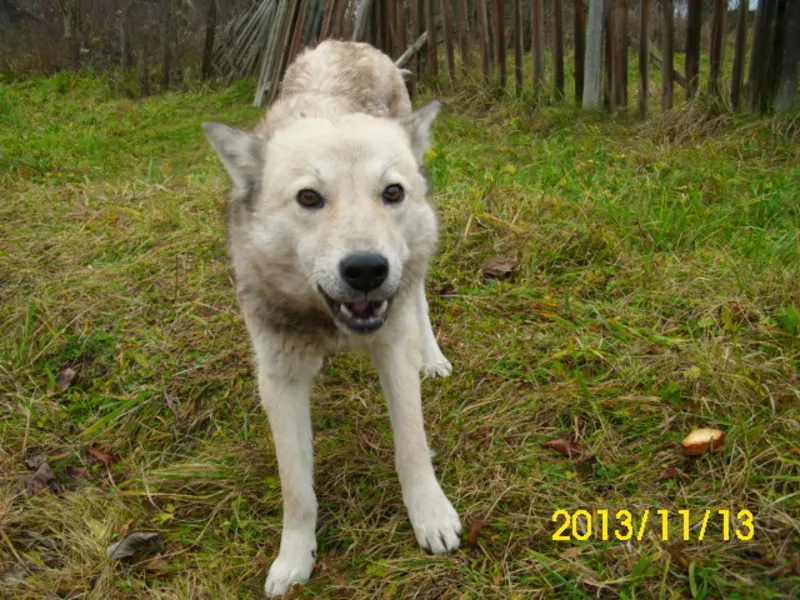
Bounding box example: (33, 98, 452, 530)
(514, 0, 524, 94)
(442, 0, 456, 78)
(574, 0, 586, 104)
(531, 0, 545, 93)
(553, 0, 564, 99)
(493, 0, 506, 90)
(709, 0, 725, 97)
(477, 0, 491, 81)
(639, 0, 649, 118)
(730, 0, 748, 110)
(685, 0, 701, 98)
(662, 0, 673, 111)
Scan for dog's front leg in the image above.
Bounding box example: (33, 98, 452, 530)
(258, 369, 318, 597)
(416, 279, 453, 378)
(372, 318, 461, 554)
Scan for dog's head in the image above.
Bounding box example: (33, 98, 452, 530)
(204, 102, 440, 335)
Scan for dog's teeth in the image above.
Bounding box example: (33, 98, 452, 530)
(376, 300, 389, 315)
(340, 304, 353, 318)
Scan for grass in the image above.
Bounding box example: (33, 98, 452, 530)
(1, 71, 799, 599)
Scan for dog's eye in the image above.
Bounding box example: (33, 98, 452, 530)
(382, 184, 405, 204)
(296, 189, 324, 209)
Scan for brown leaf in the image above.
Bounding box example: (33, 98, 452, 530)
(558, 547, 582, 559)
(435, 283, 456, 296)
(120, 518, 135, 538)
(467, 520, 485, 547)
(18, 462, 56, 495)
(64, 466, 90, 480)
(542, 438, 582, 458)
(658, 466, 691, 482)
(56, 367, 77, 392)
(86, 446, 119, 466)
(480, 256, 519, 279)
(492, 572, 502, 585)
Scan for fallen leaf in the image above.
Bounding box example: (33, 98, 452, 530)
(87, 446, 120, 466)
(120, 518, 135, 537)
(141, 552, 170, 572)
(106, 532, 161, 561)
(682, 428, 725, 456)
(542, 438, 582, 458)
(0, 562, 29, 582)
(480, 256, 518, 279)
(64, 466, 90, 480)
(18, 462, 56, 495)
(467, 521, 485, 547)
(40, 553, 64, 568)
(493, 572, 502, 585)
(558, 547, 582, 559)
(658, 466, 691, 481)
(435, 283, 456, 296)
(56, 367, 77, 391)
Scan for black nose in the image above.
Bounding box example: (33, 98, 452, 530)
(340, 252, 389, 293)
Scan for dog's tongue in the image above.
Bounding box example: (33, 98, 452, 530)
(351, 300, 371, 315)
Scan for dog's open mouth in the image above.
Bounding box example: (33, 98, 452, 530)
(320, 290, 390, 333)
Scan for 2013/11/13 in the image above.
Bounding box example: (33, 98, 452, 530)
(551, 509, 755, 542)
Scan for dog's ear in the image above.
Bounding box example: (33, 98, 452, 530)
(203, 122, 265, 195)
(401, 101, 440, 165)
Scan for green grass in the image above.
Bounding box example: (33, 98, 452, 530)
(1, 72, 799, 599)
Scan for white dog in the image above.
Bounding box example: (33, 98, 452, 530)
(203, 40, 460, 597)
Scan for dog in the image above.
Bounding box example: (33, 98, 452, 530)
(203, 40, 460, 597)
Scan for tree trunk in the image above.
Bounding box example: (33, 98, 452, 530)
(639, 0, 649, 118)
(442, 0, 455, 78)
(202, 0, 216, 79)
(685, 0, 701, 98)
(613, 0, 627, 106)
(477, 0, 491, 81)
(553, 0, 564, 99)
(120, 3, 134, 69)
(731, 0, 747, 109)
(457, 0, 471, 69)
(583, 0, 604, 109)
(709, 0, 725, 97)
(160, 0, 171, 89)
(493, 0, 506, 90)
(531, 0, 545, 93)
(514, 0, 524, 94)
(574, 0, 586, 103)
(423, 0, 437, 75)
(776, 0, 800, 111)
(662, 0, 674, 111)
(138, 41, 150, 97)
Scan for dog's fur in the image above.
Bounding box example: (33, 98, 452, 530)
(203, 40, 459, 597)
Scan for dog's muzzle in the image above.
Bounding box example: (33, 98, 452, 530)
(319, 251, 393, 333)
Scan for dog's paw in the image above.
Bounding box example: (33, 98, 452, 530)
(406, 486, 462, 554)
(264, 553, 314, 598)
(420, 349, 453, 378)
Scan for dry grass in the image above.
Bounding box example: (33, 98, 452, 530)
(1, 73, 799, 599)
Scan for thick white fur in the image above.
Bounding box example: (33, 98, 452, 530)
(204, 41, 458, 597)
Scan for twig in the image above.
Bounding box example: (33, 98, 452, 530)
(628, 35, 686, 88)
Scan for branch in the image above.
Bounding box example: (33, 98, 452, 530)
(628, 35, 686, 89)
(394, 31, 428, 70)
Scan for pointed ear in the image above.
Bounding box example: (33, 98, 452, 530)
(401, 100, 440, 164)
(202, 122, 265, 196)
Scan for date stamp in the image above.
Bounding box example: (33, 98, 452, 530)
(551, 509, 754, 542)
